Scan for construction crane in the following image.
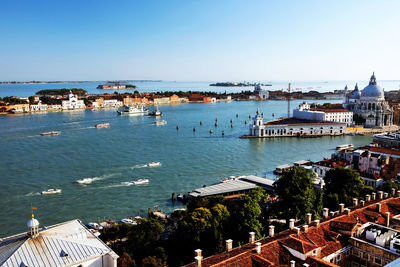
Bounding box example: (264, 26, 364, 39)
(287, 83, 291, 118)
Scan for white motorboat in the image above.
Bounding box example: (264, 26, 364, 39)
(40, 131, 61, 136)
(41, 188, 62, 195)
(121, 218, 137, 225)
(117, 105, 148, 115)
(133, 179, 149, 185)
(154, 120, 167, 126)
(88, 222, 103, 230)
(76, 178, 94, 184)
(145, 162, 161, 167)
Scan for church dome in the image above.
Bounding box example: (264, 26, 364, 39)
(361, 73, 384, 98)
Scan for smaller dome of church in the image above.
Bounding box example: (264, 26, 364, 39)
(348, 84, 360, 99)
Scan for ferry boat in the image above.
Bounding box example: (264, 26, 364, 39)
(133, 179, 149, 185)
(40, 131, 61, 136)
(117, 105, 148, 115)
(336, 144, 354, 150)
(154, 120, 167, 126)
(149, 106, 163, 116)
(41, 188, 62, 195)
(95, 123, 110, 128)
(145, 162, 161, 167)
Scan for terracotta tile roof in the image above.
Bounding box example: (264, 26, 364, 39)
(280, 236, 318, 254)
(184, 197, 400, 267)
(369, 147, 400, 156)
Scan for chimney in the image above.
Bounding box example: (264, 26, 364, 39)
(249, 232, 255, 244)
(195, 249, 202, 257)
(293, 227, 300, 235)
(255, 242, 261, 254)
(353, 198, 358, 206)
(195, 256, 202, 267)
(392, 188, 396, 197)
(365, 194, 371, 202)
(194, 249, 202, 267)
(290, 260, 296, 267)
(226, 239, 233, 252)
(339, 203, 345, 213)
(384, 192, 389, 199)
(289, 219, 295, 229)
(269, 225, 275, 237)
(323, 208, 329, 218)
(344, 208, 351, 215)
(372, 192, 376, 200)
(378, 191, 383, 200)
(306, 213, 312, 225)
(360, 200, 365, 206)
(377, 203, 382, 213)
(386, 212, 391, 227)
(303, 225, 309, 233)
(303, 264, 310, 267)
(313, 219, 320, 227)
(329, 211, 335, 217)
(397, 190, 400, 198)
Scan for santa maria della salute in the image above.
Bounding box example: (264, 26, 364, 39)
(343, 72, 393, 127)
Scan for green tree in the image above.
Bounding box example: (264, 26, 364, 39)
(141, 256, 165, 267)
(324, 167, 370, 208)
(274, 167, 316, 220)
(118, 252, 136, 267)
(379, 179, 400, 193)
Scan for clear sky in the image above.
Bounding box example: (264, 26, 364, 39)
(1, 0, 399, 81)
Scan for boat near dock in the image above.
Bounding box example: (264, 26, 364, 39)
(273, 164, 292, 175)
(40, 131, 61, 136)
(95, 123, 110, 128)
(336, 144, 354, 150)
(41, 188, 62, 195)
(117, 105, 148, 115)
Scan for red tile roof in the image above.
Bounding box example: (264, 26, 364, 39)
(369, 147, 400, 156)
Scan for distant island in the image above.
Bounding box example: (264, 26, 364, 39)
(97, 84, 137, 89)
(210, 82, 272, 87)
(35, 88, 88, 95)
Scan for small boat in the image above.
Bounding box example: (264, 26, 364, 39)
(336, 144, 354, 150)
(121, 218, 137, 225)
(154, 120, 167, 126)
(145, 162, 161, 167)
(133, 179, 149, 185)
(41, 188, 62, 195)
(76, 178, 94, 184)
(88, 222, 103, 230)
(89, 229, 101, 237)
(149, 106, 163, 116)
(95, 123, 110, 128)
(117, 105, 148, 115)
(40, 131, 61, 136)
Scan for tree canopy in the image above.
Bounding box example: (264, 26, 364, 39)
(274, 167, 317, 220)
(35, 88, 87, 95)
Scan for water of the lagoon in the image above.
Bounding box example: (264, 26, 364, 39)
(0, 96, 376, 237)
(1, 79, 400, 97)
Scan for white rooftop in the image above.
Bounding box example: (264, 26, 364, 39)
(189, 179, 257, 197)
(0, 219, 118, 267)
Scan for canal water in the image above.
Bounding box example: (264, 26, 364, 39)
(0, 99, 372, 236)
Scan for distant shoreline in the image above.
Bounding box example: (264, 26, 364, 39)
(0, 80, 162, 84)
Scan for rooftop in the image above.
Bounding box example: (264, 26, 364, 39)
(264, 117, 346, 126)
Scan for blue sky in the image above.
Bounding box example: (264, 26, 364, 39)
(1, 0, 399, 81)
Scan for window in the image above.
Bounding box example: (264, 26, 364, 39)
(336, 254, 341, 262)
(374, 257, 382, 265)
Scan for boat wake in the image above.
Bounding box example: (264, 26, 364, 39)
(101, 182, 135, 188)
(25, 192, 41, 197)
(76, 172, 121, 185)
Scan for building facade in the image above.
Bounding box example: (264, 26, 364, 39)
(248, 110, 347, 137)
(61, 91, 86, 110)
(294, 102, 353, 125)
(343, 73, 393, 127)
